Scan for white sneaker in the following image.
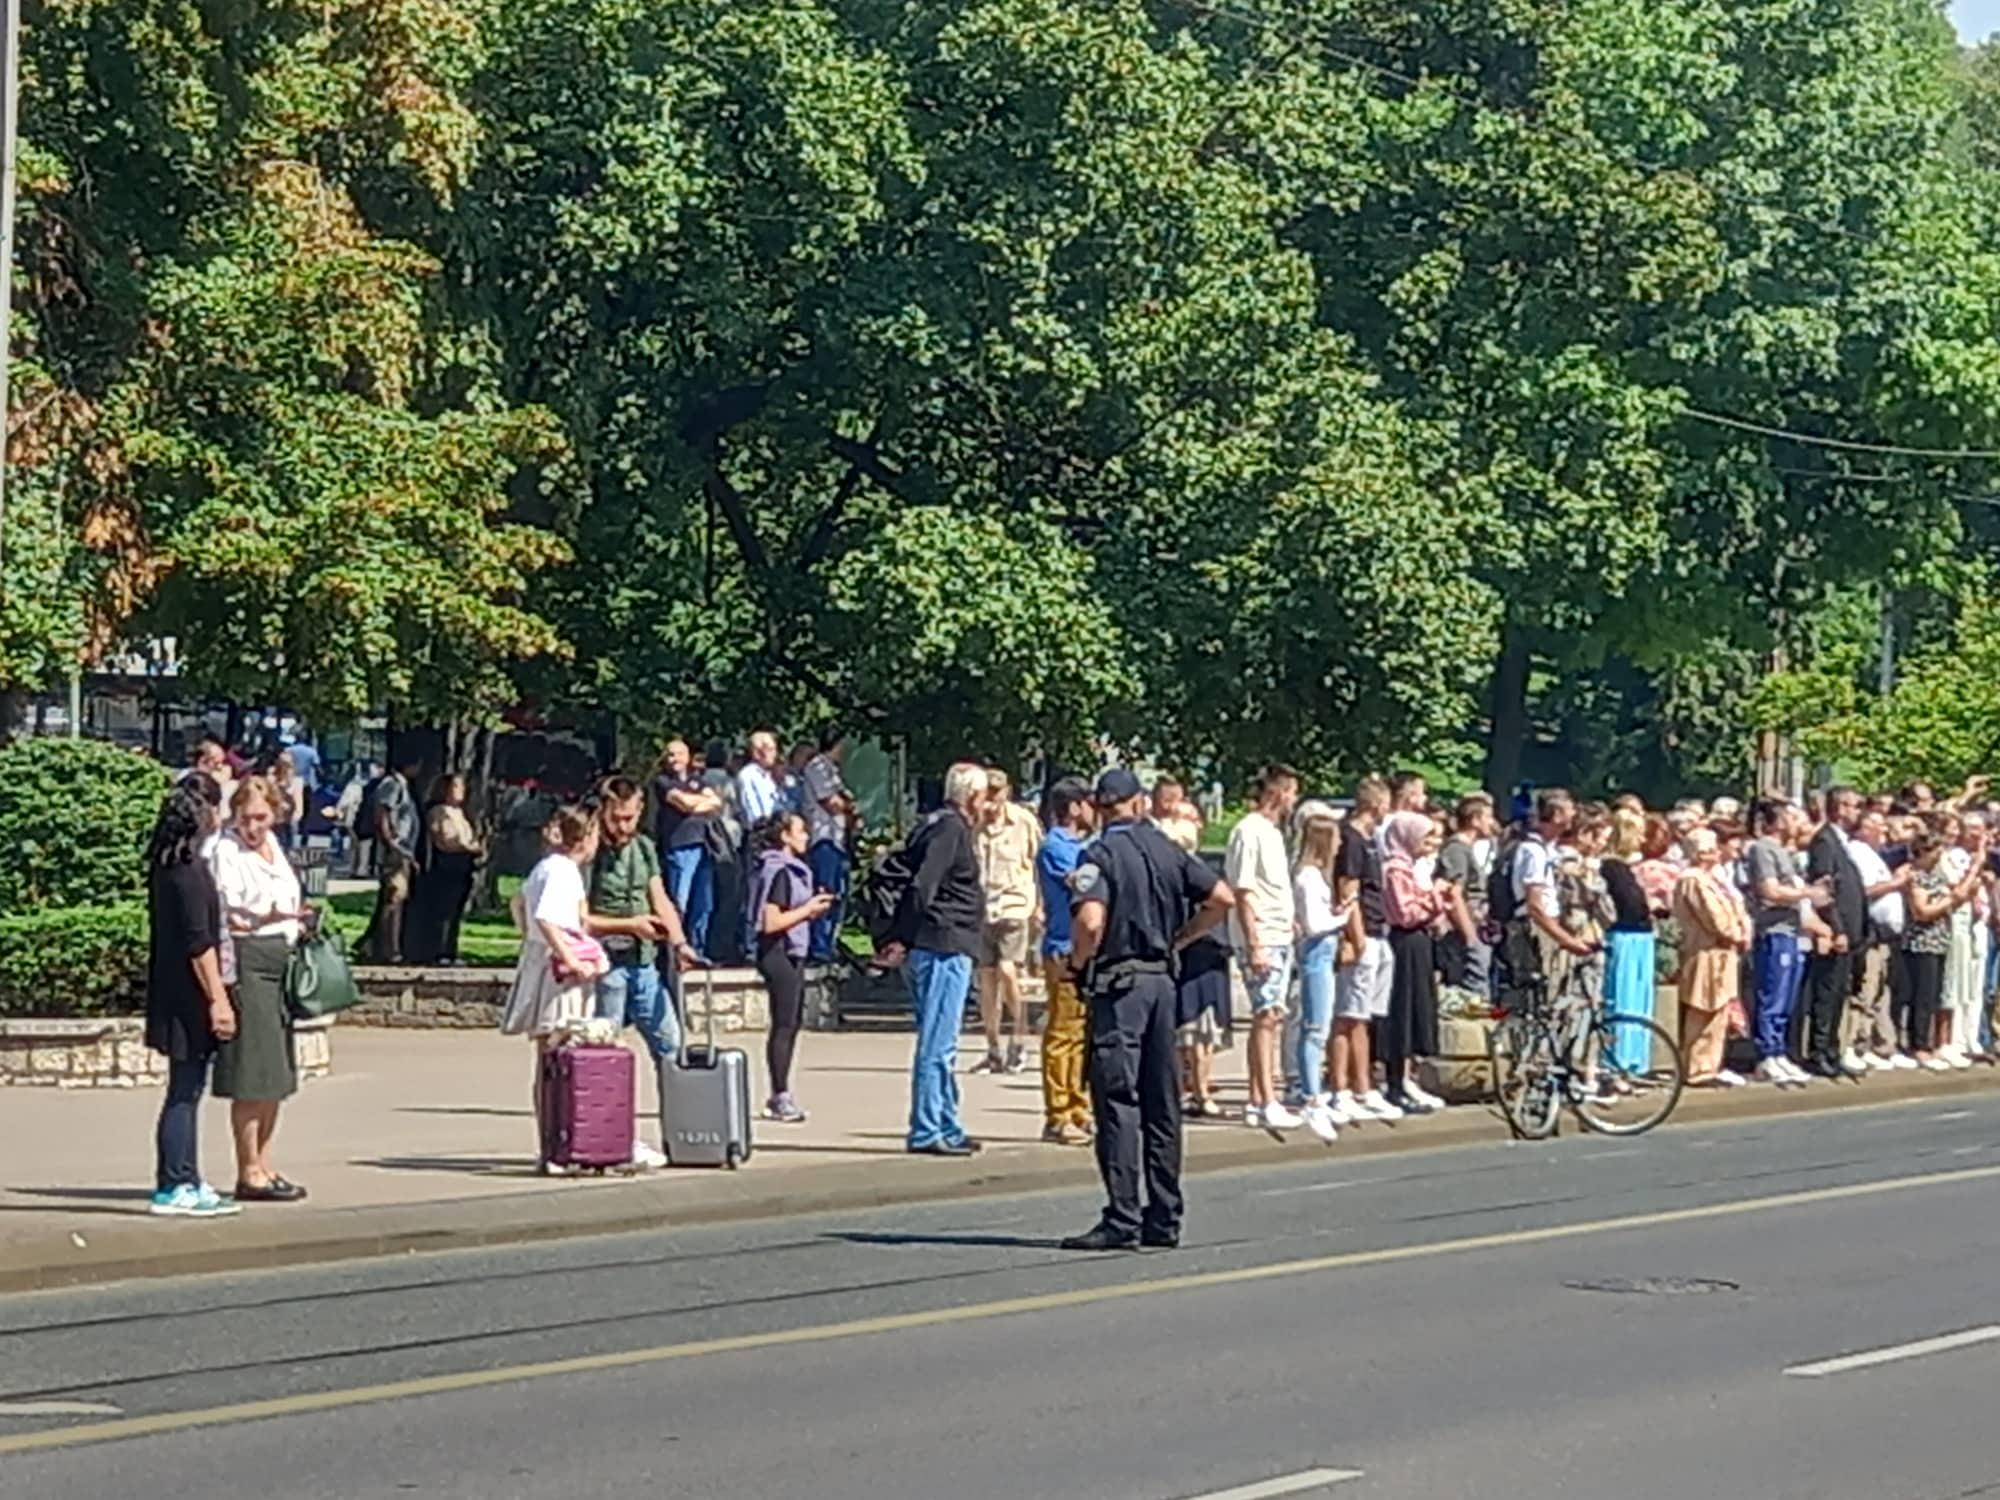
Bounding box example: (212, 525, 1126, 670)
(1406, 1081, 1449, 1111)
(1241, 1104, 1266, 1130)
(1951, 1049, 1976, 1071)
(1890, 1052, 1920, 1071)
(1260, 1101, 1304, 1131)
(630, 1140, 668, 1169)
(1841, 1049, 1870, 1075)
(1755, 1059, 1799, 1088)
(1357, 1089, 1405, 1121)
(1714, 1068, 1747, 1088)
(1782, 1057, 1816, 1085)
(1923, 1055, 1954, 1073)
(1326, 1092, 1361, 1127)
(1303, 1104, 1340, 1144)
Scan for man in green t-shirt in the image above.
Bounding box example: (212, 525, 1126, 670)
(587, 777, 700, 1169)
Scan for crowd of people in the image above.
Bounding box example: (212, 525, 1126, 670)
(144, 718, 2000, 1211)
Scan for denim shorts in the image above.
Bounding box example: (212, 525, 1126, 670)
(1240, 945, 1295, 1015)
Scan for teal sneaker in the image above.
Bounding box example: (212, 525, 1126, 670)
(192, 1183, 240, 1216)
(149, 1184, 241, 1219)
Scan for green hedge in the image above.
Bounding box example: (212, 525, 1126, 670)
(0, 904, 148, 1018)
(0, 738, 170, 909)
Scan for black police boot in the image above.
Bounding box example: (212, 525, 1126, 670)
(1060, 1222, 1141, 1252)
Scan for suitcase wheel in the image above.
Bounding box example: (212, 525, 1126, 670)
(725, 1146, 743, 1170)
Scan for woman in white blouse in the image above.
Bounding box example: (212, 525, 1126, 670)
(210, 777, 313, 1202)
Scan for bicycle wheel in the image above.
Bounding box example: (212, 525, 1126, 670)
(1574, 1013, 1684, 1136)
(1490, 1015, 1562, 1140)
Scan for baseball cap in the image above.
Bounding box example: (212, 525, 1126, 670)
(1095, 767, 1144, 805)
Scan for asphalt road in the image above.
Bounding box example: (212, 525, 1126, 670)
(8, 1090, 2000, 1500)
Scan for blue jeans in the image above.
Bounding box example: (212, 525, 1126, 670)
(665, 845, 713, 958)
(596, 959, 682, 1063)
(807, 840, 848, 961)
(1295, 935, 1337, 1100)
(155, 1054, 210, 1192)
(907, 949, 972, 1150)
(1753, 930, 1805, 1061)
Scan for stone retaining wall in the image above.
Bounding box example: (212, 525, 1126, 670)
(348, 965, 772, 1032)
(0, 1015, 334, 1088)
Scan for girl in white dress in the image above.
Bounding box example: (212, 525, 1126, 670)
(500, 807, 606, 1159)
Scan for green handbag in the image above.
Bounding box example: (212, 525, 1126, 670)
(286, 929, 360, 1019)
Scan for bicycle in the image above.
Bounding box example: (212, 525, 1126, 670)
(1487, 978, 1685, 1138)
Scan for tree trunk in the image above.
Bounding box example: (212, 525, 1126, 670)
(1483, 622, 1531, 804)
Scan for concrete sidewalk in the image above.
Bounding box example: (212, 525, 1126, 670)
(5, 1026, 2000, 1293)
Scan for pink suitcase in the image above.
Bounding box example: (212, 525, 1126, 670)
(538, 1044, 635, 1170)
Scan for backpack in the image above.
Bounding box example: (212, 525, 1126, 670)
(1487, 832, 1526, 927)
(353, 774, 386, 843)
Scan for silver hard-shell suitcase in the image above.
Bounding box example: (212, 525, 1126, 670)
(661, 966, 755, 1169)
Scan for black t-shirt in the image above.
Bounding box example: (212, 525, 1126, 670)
(1602, 858, 1653, 933)
(146, 858, 222, 1061)
(1337, 821, 1388, 937)
(651, 772, 712, 850)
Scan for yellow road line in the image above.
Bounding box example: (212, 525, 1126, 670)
(8, 1159, 2000, 1459)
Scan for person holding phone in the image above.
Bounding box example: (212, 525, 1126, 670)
(753, 811, 837, 1123)
(588, 777, 699, 1167)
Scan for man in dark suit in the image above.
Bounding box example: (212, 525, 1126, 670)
(1805, 785, 1868, 1079)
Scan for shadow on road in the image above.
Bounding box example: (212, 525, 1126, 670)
(823, 1230, 1062, 1251)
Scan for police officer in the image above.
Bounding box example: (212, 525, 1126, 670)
(1062, 767, 1236, 1252)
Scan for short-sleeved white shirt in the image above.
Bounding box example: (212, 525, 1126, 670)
(1511, 836, 1558, 918)
(523, 852, 587, 934)
(1225, 811, 1295, 952)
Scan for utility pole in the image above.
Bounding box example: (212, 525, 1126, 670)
(0, 0, 19, 582)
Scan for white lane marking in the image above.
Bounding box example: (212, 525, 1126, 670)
(1181, 1469, 1365, 1500)
(1787, 1324, 2000, 1378)
(1255, 1176, 1390, 1198)
(0, 1401, 124, 1417)
(1578, 1148, 1640, 1160)
(1952, 1144, 1985, 1156)
(1934, 1110, 1975, 1122)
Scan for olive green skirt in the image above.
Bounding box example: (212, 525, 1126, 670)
(213, 935, 298, 1102)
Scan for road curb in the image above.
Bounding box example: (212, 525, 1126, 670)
(6, 1066, 2000, 1295)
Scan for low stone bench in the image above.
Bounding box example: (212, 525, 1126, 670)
(0, 1015, 335, 1088)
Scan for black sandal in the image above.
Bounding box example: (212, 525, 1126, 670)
(235, 1178, 308, 1203)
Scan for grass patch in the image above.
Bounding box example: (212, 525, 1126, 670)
(1200, 806, 1245, 853)
(327, 876, 525, 967)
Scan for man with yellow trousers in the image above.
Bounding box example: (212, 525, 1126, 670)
(1036, 777, 1096, 1144)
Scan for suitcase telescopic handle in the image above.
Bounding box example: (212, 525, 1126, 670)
(676, 958, 718, 1065)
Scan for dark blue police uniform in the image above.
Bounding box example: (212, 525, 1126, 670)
(1070, 794, 1219, 1244)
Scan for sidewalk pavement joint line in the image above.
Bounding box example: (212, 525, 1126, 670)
(4, 1160, 2000, 1459)
(1784, 1324, 2000, 1378)
(0, 1402, 122, 1417)
(1179, 1468, 1365, 1500)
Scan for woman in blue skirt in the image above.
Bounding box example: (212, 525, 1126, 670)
(1602, 807, 1659, 1072)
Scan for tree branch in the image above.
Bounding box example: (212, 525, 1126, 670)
(799, 416, 886, 565)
